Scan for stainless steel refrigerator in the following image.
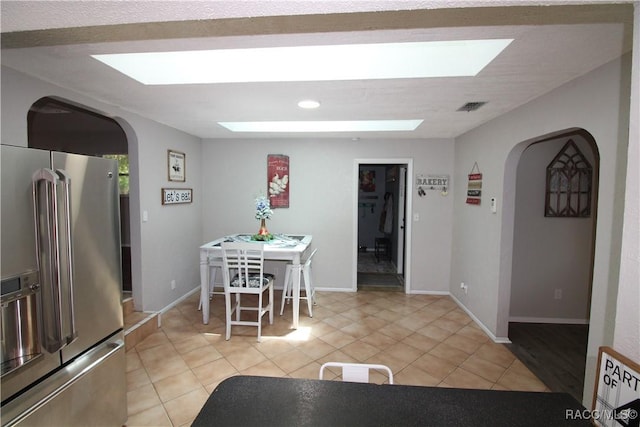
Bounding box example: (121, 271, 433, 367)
(1, 145, 126, 426)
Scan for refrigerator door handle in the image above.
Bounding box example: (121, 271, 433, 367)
(55, 169, 77, 345)
(32, 168, 73, 353)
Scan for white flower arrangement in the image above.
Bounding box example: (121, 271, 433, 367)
(254, 195, 273, 220)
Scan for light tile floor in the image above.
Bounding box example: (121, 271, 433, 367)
(125, 291, 549, 426)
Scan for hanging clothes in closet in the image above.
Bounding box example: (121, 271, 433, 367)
(379, 192, 394, 234)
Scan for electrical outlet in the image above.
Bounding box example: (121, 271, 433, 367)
(554, 289, 562, 300)
(460, 282, 468, 295)
(171, 279, 176, 290)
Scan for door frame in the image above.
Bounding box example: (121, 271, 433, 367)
(352, 158, 413, 293)
(396, 166, 407, 274)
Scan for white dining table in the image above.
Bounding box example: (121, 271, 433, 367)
(199, 234, 313, 330)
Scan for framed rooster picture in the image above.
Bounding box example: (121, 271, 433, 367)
(168, 150, 185, 182)
(267, 154, 289, 208)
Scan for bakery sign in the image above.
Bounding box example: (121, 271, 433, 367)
(416, 175, 449, 197)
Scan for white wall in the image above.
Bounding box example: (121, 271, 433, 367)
(0, 66, 203, 312)
(452, 54, 632, 405)
(200, 138, 454, 293)
(613, 2, 639, 365)
(510, 136, 595, 323)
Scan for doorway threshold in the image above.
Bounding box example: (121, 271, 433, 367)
(357, 272, 404, 291)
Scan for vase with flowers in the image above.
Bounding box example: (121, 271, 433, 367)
(252, 195, 274, 241)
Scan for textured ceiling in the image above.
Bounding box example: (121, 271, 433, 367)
(0, 1, 634, 140)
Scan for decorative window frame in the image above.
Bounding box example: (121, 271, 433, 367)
(545, 139, 592, 217)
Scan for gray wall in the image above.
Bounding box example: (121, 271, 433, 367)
(451, 54, 632, 405)
(198, 138, 455, 293)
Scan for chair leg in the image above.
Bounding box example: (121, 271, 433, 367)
(225, 292, 232, 340)
(303, 266, 313, 317)
(257, 292, 262, 343)
(280, 264, 292, 315)
(268, 284, 274, 324)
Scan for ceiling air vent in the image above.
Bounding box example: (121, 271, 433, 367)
(457, 102, 487, 112)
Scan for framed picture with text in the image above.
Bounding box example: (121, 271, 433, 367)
(268, 154, 289, 208)
(168, 150, 185, 182)
(161, 188, 193, 205)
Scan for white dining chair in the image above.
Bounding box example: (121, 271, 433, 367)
(280, 248, 317, 317)
(319, 362, 394, 384)
(221, 242, 274, 342)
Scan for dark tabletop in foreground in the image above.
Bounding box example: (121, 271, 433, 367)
(192, 375, 590, 427)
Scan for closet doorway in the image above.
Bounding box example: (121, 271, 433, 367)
(355, 160, 410, 292)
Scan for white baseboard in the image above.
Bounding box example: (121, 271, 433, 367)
(158, 287, 200, 326)
(509, 316, 590, 325)
(408, 289, 449, 296)
(315, 286, 354, 293)
(450, 294, 511, 344)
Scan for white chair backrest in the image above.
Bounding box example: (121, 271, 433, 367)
(304, 248, 318, 268)
(221, 242, 265, 289)
(319, 362, 394, 384)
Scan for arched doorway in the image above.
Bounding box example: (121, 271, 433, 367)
(27, 97, 132, 296)
(500, 128, 599, 402)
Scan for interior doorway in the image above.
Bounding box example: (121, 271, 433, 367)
(505, 130, 598, 402)
(27, 97, 132, 296)
(355, 161, 410, 291)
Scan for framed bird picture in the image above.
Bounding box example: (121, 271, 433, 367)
(168, 150, 185, 182)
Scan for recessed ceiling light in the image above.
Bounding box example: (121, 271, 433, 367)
(91, 39, 513, 85)
(218, 120, 423, 133)
(298, 100, 320, 109)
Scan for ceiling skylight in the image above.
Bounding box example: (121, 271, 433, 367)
(218, 120, 423, 133)
(91, 39, 513, 85)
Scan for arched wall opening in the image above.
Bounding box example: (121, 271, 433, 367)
(27, 96, 138, 301)
(498, 127, 599, 401)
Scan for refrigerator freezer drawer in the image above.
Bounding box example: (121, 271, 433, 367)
(1, 333, 126, 427)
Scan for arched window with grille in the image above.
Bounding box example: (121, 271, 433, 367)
(545, 139, 592, 217)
